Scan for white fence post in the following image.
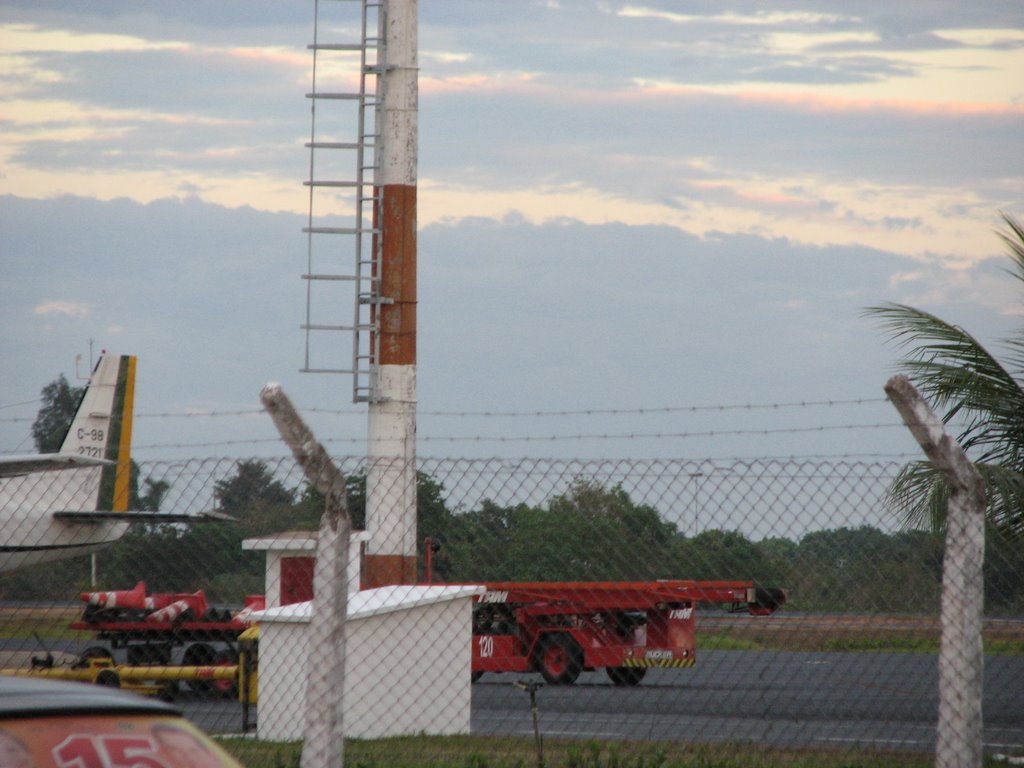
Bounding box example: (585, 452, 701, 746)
(884, 375, 986, 768)
(262, 383, 352, 768)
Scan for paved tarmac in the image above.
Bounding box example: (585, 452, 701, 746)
(470, 650, 1024, 752)
(8, 640, 1023, 755)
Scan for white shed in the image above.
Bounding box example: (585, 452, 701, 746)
(253, 584, 484, 741)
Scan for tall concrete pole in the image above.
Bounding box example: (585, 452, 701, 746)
(364, 0, 418, 588)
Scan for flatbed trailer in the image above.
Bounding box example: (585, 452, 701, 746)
(468, 580, 785, 685)
(67, 582, 262, 695)
(56, 579, 784, 693)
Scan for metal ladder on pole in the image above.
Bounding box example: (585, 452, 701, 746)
(301, 0, 384, 403)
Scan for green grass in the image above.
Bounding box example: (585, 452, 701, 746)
(219, 735, 936, 768)
(0, 608, 88, 642)
(696, 635, 769, 652)
(5, 610, 1022, 656)
(219, 734, 1023, 768)
(697, 633, 1024, 656)
(983, 638, 1024, 656)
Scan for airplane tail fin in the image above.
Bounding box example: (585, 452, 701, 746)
(58, 354, 137, 512)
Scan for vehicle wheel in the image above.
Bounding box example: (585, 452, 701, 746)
(127, 644, 170, 666)
(158, 681, 178, 702)
(537, 634, 582, 685)
(211, 649, 239, 698)
(81, 646, 113, 661)
(606, 666, 647, 686)
(182, 643, 217, 694)
(96, 670, 120, 687)
(75, 646, 113, 668)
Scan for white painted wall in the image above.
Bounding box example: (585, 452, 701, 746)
(254, 584, 482, 741)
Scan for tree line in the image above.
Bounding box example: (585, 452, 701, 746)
(3, 459, 1022, 615)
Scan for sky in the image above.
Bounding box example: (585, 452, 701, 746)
(1, 0, 1023, 466)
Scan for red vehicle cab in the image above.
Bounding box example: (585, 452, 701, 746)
(0, 676, 242, 768)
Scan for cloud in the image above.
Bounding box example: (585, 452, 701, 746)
(0, 23, 189, 55)
(1, 2, 1019, 315)
(2, 194, 1019, 462)
(422, 50, 472, 65)
(935, 28, 1024, 47)
(629, 80, 1024, 117)
(33, 300, 90, 319)
(223, 45, 306, 69)
(617, 7, 851, 28)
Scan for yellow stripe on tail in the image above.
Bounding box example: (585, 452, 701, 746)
(112, 356, 136, 512)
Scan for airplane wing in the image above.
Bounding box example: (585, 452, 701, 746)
(53, 510, 236, 524)
(0, 453, 114, 478)
(0, 354, 231, 575)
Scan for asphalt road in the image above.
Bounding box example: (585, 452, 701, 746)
(174, 650, 1024, 754)
(471, 650, 1024, 752)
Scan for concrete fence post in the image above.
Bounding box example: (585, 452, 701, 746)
(884, 375, 986, 768)
(261, 383, 352, 768)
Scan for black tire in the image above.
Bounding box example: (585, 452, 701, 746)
(96, 670, 120, 687)
(537, 634, 583, 685)
(75, 646, 113, 668)
(158, 682, 178, 702)
(81, 645, 113, 660)
(127, 644, 171, 666)
(182, 643, 217, 694)
(606, 666, 647, 686)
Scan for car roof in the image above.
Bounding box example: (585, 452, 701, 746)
(0, 676, 181, 718)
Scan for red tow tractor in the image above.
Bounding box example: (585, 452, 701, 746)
(468, 580, 785, 685)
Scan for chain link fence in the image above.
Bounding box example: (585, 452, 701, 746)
(1, 456, 1022, 766)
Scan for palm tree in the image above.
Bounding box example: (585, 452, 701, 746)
(866, 213, 1024, 538)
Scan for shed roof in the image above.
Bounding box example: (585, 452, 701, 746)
(252, 584, 484, 624)
(241, 530, 369, 553)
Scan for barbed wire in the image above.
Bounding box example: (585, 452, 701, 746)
(0, 397, 890, 424)
(382, 398, 891, 418)
(0, 399, 41, 412)
(1, 396, 914, 462)
(128, 453, 919, 474)
(130, 421, 907, 451)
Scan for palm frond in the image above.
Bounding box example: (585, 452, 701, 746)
(888, 460, 1024, 539)
(864, 304, 1023, 425)
(996, 212, 1024, 284)
(868, 212, 1024, 538)
(977, 463, 1024, 537)
(888, 461, 947, 534)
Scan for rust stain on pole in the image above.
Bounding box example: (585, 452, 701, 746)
(362, 554, 417, 589)
(378, 183, 417, 366)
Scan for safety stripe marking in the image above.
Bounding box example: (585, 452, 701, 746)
(621, 658, 696, 668)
